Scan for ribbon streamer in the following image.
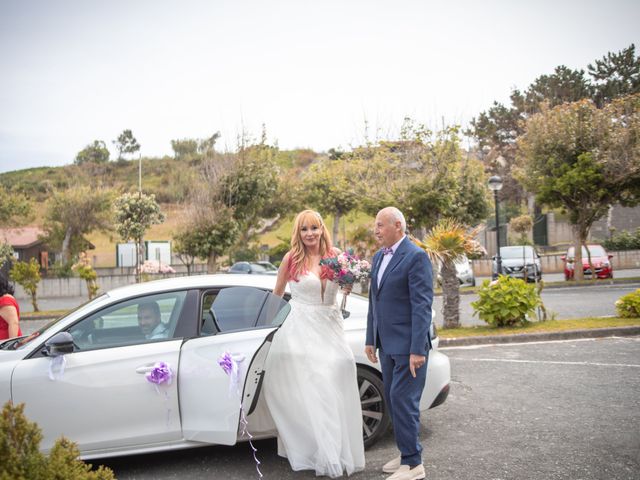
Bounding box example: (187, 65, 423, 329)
(218, 351, 263, 479)
(48, 355, 66, 381)
(145, 361, 173, 429)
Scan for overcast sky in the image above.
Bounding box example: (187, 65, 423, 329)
(1, 0, 638, 173)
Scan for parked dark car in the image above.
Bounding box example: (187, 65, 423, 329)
(561, 244, 613, 280)
(228, 261, 278, 275)
(493, 245, 542, 282)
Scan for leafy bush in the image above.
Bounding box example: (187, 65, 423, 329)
(0, 401, 115, 480)
(615, 289, 640, 318)
(10, 258, 41, 312)
(471, 275, 541, 327)
(603, 228, 640, 251)
(51, 261, 74, 278)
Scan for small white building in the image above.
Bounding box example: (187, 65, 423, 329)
(116, 241, 172, 267)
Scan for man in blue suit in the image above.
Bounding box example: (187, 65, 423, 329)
(365, 207, 433, 480)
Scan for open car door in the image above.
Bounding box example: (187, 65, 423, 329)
(178, 287, 290, 445)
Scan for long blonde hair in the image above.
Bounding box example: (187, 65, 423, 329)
(288, 210, 334, 281)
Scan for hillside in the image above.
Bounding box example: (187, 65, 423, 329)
(0, 150, 370, 267)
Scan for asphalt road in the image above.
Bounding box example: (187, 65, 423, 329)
(96, 336, 640, 479)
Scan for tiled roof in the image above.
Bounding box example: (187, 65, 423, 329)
(0, 227, 46, 248)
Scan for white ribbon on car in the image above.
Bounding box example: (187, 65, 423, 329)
(48, 355, 66, 381)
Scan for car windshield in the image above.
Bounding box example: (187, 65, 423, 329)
(567, 245, 607, 257)
(258, 262, 277, 271)
(0, 294, 109, 351)
(500, 246, 535, 259)
(250, 263, 267, 273)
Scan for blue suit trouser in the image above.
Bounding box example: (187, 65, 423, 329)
(379, 349, 428, 466)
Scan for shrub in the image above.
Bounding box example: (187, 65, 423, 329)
(0, 402, 115, 480)
(615, 289, 640, 318)
(10, 258, 41, 312)
(471, 275, 541, 327)
(603, 228, 640, 251)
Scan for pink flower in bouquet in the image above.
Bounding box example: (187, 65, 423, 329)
(320, 250, 371, 287)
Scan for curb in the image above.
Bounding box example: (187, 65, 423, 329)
(439, 325, 640, 347)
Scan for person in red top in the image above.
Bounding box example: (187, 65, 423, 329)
(0, 274, 21, 340)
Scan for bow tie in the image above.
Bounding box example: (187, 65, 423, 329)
(382, 247, 394, 256)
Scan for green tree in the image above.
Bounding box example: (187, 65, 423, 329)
(74, 140, 110, 165)
(0, 186, 32, 227)
(113, 192, 165, 281)
(517, 94, 640, 280)
(589, 44, 640, 107)
(43, 186, 113, 264)
(72, 253, 99, 299)
(113, 129, 140, 161)
(302, 158, 358, 246)
(171, 138, 199, 160)
(174, 204, 239, 273)
(349, 121, 490, 234)
(509, 214, 534, 245)
(10, 258, 41, 312)
(0, 401, 115, 480)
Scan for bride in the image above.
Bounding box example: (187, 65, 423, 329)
(264, 209, 365, 477)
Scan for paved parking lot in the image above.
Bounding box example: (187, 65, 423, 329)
(99, 336, 640, 479)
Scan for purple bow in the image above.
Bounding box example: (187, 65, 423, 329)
(382, 247, 394, 255)
(146, 361, 172, 385)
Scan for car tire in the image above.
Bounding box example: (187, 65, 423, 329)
(357, 366, 391, 449)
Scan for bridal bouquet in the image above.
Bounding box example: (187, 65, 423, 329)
(320, 250, 371, 311)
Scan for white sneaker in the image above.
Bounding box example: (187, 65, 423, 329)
(382, 455, 402, 473)
(386, 464, 425, 480)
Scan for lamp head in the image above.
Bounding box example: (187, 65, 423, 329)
(488, 175, 503, 192)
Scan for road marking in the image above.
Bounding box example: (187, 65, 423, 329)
(440, 336, 639, 350)
(448, 358, 640, 368)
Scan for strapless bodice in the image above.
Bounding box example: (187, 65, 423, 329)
(289, 272, 339, 306)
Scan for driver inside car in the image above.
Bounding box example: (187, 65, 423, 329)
(137, 301, 168, 339)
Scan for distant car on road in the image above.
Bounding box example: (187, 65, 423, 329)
(493, 245, 542, 282)
(436, 255, 476, 287)
(561, 244, 613, 280)
(228, 261, 278, 275)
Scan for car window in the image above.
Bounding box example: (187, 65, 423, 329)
(567, 246, 607, 258)
(200, 287, 289, 335)
(67, 291, 187, 351)
(250, 263, 267, 273)
(230, 263, 251, 273)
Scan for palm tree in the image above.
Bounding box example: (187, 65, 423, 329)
(413, 219, 484, 329)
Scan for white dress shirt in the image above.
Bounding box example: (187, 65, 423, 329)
(377, 235, 406, 288)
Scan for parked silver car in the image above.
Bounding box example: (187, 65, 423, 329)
(493, 245, 542, 282)
(436, 255, 476, 287)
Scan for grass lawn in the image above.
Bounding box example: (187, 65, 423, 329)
(439, 316, 640, 338)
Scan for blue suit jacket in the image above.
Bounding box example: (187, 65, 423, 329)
(366, 236, 434, 356)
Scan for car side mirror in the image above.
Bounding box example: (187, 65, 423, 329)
(608, 254, 614, 259)
(44, 332, 74, 357)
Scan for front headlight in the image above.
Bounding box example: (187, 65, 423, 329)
(603, 261, 610, 267)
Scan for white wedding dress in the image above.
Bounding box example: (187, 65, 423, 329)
(263, 272, 365, 477)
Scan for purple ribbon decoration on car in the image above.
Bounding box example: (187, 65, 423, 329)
(218, 351, 262, 479)
(145, 361, 173, 428)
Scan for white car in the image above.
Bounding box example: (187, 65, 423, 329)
(0, 275, 450, 459)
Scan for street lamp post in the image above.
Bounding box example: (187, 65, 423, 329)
(488, 175, 503, 278)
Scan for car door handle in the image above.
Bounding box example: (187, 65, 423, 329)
(136, 365, 155, 374)
(230, 353, 246, 363)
